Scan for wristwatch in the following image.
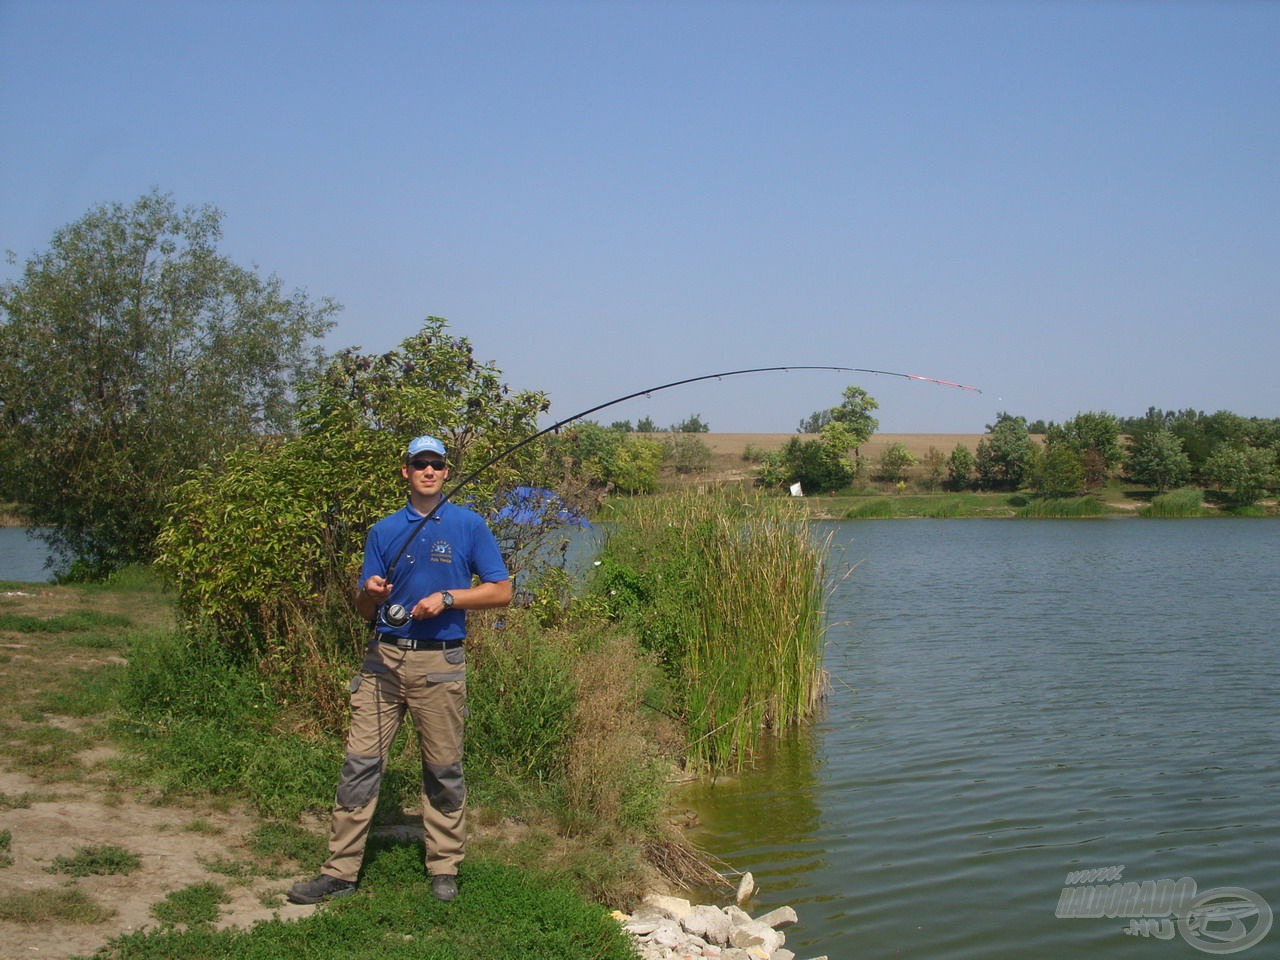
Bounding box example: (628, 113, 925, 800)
(440, 590, 455, 609)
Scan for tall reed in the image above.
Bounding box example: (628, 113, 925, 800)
(593, 488, 827, 771)
(1016, 496, 1109, 518)
(1140, 487, 1205, 518)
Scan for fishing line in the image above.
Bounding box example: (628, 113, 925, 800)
(374, 364, 981, 611)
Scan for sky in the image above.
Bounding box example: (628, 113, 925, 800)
(2, 0, 1277, 434)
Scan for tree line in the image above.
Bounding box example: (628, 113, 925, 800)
(4, 193, 1277, 583)
(763, 401, 1279, 506)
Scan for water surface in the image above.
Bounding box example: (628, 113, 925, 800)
(681, 520, 1278, 959)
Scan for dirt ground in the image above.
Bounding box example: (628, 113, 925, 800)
(0, 585, 322, 959)
(0, 765, 320, 958)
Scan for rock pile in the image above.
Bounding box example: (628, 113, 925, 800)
(614, 893, 827, 960)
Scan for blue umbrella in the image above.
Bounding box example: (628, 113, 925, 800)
(493, 487, 591, 527)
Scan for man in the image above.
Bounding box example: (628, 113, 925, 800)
(288, 435, 512, 905)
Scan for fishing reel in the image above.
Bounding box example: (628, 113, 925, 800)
(380, 603, 411, 628)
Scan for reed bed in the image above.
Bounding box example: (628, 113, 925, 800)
(594, 488, 827, 772)
(1015, 496, 1110, 518)
(1140, 487, 1206, 518)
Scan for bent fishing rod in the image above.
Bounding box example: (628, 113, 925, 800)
(376, 364, 981, 620)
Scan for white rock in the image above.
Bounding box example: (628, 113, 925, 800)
(684, 903, 731, 945)
(728, 920, 783, 954)
(723, 904, 753, 928)
(755, 905, 799, 930)
(736, 871, 755, 904)
(644, 893, 695, 923)
(773, 950, 797, 960)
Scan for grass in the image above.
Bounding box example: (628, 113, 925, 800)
(47, 844, 143, 877)
(0, 610, 132, 633)
(81, 845, 638, 960)
(150, 882, 231, 928)
(0, 887, 115, 925)
(0, 827, 12, 868)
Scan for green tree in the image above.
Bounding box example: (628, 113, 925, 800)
(875, 442, 917, 484)
(921, 446, 946, 492)
(669, 413, 710, 433)
(947, 443, 975, 490)
(635, 416, 659, 433)
(662, 432, 713, 475)
(1028, 444, 1086, 498)
(0, 191, 337, 578)
(1125, 428, 1191, 493)
(757, 434, 855, 494)
(1045, 411, 1123, 486)
(829, 386, 880, 456)
(546, 421, 662, 494)
(797, 408, 834, 433)
(975, 413, 1035, 490)
(1201, 443, 1276, 506)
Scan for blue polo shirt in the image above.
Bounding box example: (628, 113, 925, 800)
(361, 500, 509, 642)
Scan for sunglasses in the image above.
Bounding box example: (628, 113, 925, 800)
(408, 458, 448, 472)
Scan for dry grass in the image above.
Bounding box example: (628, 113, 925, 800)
(660, 433, 991, 485)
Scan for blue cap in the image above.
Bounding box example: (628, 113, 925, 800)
(405, 435, 447, 459)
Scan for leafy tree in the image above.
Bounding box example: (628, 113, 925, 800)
(669, 413, 710, 433)
(635, 416, 659, 433)
(1201, 443, 1277, 506)
(947, 443, 975, 490)
(1045, 411, 1123, 486)
(156, 319, 552, 715)
(921, 446, 946, 492)
(797, 408, 834, 433)
(975, 413, 1035, 489)
(662, 432, 713, 475)
(546, 421, 662, 494)
(875, 442, 917, 484)
(1125, 428, 1191, 493)
(757, 433, 855, 494)
(608, 420, 633, 432)
(829, 386, 880, 455)
(1028, 444, 1086, 498)
(0, 191, 337, 578)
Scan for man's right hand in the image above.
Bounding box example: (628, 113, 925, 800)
(363, 575, 393, 603)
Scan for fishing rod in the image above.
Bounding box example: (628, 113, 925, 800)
(377, 364, 980, 625)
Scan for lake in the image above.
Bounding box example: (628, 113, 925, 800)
(0, 527, 52, 582)
(679, 519, 1278, 958)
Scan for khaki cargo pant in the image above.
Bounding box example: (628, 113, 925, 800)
(321, 640, 468, 882)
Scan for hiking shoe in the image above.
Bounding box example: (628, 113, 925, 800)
(287, 874, 357, 904)
(431, 874, 459, 902)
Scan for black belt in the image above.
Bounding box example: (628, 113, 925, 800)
(379, 636, 464, 651)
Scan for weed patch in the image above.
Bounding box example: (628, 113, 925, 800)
(150, 882, 230, 928)
(0, 887, 114, 925)
(48, 844, 142, 877)
(0, 611, 132, 634)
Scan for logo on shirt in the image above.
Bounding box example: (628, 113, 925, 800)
(430, 539, 453, 563)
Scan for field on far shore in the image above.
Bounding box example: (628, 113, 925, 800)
(666, 433, 990, 483)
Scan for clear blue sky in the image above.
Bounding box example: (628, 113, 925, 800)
(3, 1, 1277, 433)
